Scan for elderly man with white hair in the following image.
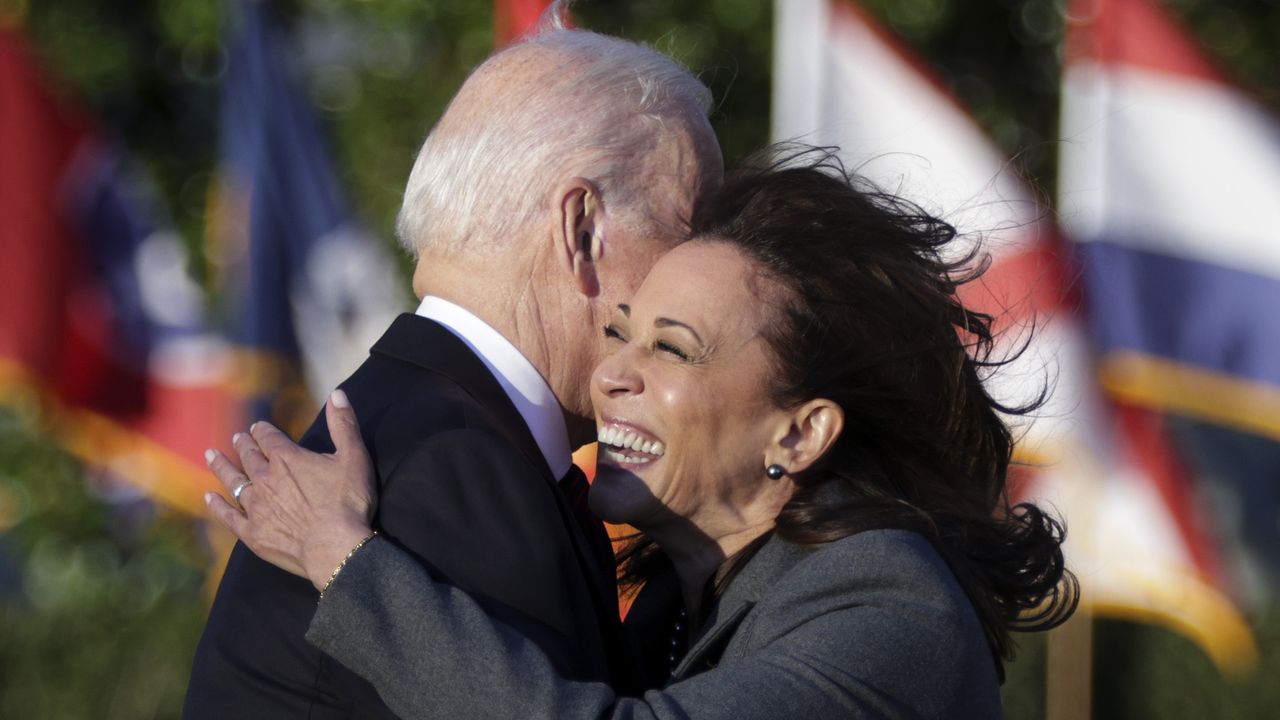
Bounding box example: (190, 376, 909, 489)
(184, 17, 721, 719)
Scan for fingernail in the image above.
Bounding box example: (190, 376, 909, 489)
(232, 433, 244, 445)
(332, 389, 350, 408)
(249, 421, 260, 434)
(204, 449, 216, 465)
(203, 492, 214, 506)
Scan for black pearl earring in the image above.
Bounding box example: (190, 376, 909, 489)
(766, 464, 786, 480)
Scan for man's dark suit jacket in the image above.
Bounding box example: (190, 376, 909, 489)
(184, 314, 621, 718)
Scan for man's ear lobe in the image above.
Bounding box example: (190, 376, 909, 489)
(773, 400, 844, 476)
(553, 178, 603, 297)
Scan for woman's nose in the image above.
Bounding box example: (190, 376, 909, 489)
(593, 348, 644, 397)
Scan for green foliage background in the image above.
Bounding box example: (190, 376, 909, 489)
(3, 0, 1280, 717)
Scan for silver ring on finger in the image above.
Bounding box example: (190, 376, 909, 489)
(232, 479, 253, 504)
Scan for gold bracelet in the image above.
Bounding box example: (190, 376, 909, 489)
(319, 530, 378, 601)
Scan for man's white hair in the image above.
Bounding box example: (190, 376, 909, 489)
(396, 2, 714, 257)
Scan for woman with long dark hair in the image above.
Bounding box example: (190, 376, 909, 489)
(207, 147, 1075, 719)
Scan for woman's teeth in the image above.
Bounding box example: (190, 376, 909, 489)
(597, 426, 665, 458)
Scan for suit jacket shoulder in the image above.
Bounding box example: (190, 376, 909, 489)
(338, 316, 619, 677)
(185, 314, 617, 719)
(304, 314, 549, 479)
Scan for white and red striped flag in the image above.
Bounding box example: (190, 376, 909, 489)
(1060, 0, 1280, 671)
(1060, 0, 1280, 444)
(773, 0, 1257, 672)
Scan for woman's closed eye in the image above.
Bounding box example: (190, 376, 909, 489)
(605, 323, 692, 360)
(656, 340, 690, 361)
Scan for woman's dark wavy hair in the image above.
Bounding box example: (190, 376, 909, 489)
(621, 145, 1077, 669)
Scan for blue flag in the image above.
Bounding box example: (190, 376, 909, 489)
(216, 0, 404, 431)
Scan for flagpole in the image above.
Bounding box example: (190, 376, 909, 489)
(1046, 604, 1093, 720)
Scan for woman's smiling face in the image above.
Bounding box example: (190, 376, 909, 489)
(588, 239, 795, 539)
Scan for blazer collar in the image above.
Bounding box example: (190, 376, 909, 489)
(371, 313, 553, 480)
(672, 535, 814, 680)
(671, 509, 923, 680)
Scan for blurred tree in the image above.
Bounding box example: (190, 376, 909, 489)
(18, 0, 224, 265)
(1088, 613, 1280, 719)
(0, 409, 209, 719)
(574, 0, 774, 165)
(17, 0, 1280, 248)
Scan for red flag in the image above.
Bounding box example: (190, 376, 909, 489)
(0, 29, 88, 382)
(494, 0, 556, 48)
(0, 28, 237, 516)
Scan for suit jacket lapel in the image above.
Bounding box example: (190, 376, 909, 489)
(372, 313, 622, 659)
(371, 314, 551, 477)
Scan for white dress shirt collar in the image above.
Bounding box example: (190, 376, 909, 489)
(415, 296, 572, 478)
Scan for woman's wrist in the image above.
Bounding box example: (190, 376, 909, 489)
(304, 521, 377, 593)
(319, 529, 379, 599)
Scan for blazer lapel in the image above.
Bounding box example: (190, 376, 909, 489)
(671, 601, 755, 681)
(672, 537, 814, 680)
(670, 510, 923, 681)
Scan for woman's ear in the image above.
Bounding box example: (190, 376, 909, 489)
(769, 399, 844, 476)
(551, 177, 603, 298)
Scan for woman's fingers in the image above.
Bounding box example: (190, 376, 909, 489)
(249, 420, 298, 461)
(232, 431, 272, 483)
(325, 390, 376, 527)
(201, 411, 373, 586)
(326, 390, 366, 461)
(207, 448, 251, 499)
(205, 491, 250, 539)
(204, 491, 309, 579)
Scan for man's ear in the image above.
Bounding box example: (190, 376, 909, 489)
(552, 177, 603, 298)
(768, 399, 844, 477)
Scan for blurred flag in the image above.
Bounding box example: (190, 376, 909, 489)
(1062, 0, 1280, 630)
(495, 0, 557, 47)
(1060, 2, 1280, 445)
(773, 0, 1257, 672)
(0, 28, 235, 516)
(211, 0, 404, 434)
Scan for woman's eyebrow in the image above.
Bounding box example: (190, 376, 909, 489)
(654, 317, 704, 345)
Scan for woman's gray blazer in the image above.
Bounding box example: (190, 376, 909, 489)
(306, 529, 1004, 719)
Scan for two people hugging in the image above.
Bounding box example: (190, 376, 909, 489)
(185, 9, 1075, 720)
